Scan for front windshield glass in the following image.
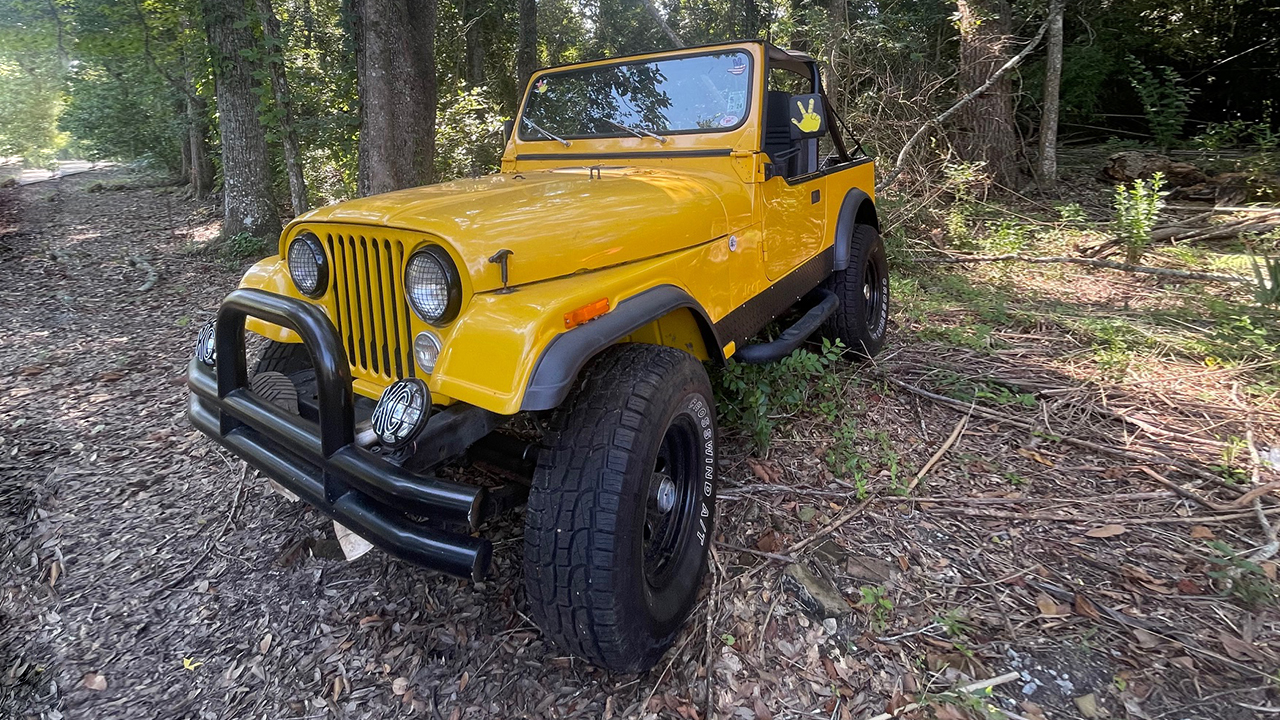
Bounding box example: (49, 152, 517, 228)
(519, 50, 753, 141)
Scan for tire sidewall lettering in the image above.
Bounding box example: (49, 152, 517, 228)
(683, 392, 715, 547)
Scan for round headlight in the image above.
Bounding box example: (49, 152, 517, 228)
(405, 246, 460, 325)
(371, 378, 431, 448)
(288, 233, 328, 298)
(414, 331, 442, 374)
(195, 320, 216, 366)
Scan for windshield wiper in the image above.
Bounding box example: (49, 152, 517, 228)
(603, 117, 668, 144)
(522, 117, 571, 147)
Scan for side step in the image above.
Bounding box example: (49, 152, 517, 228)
(733, 288, 839, 365)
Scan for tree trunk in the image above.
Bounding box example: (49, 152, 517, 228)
(463, 0, 484, 85)
(641, 0, 682, 47)
(516, 0, 537, 94)
(1037, 0, 1065, 191)
(355, 0, 437, 195)
(202, 0, 281, 240)
(954, 0, 1023, 190)
(254, 0, 310, 215)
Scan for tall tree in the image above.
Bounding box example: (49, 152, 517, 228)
(462, 0, 484, 85)
(353, 0, 437, 195)
(516, 0, 537, 93)
(1037, 0, 1065, 191)
(202, 0, 281, 240)
(254, 0, 310, 214)
(953, 0, 1022, 189)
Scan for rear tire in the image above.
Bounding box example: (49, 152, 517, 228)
(821, 224, 889, 358)
(524, 344, 717, 673)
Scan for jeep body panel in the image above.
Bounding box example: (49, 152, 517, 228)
(234, 38, 876, 414)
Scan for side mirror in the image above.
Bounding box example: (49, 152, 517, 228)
(501, 118, 515, 146)
(788, 93, 826, 140)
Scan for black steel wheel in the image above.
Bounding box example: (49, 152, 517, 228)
(524, 344, 717, 673)
(820, 224, 889, 358)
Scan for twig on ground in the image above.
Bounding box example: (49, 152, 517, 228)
(715, 542, 795, 564)
(1249, 499, 1280, 563)
(906, 409, 969, 494)
(1135, 466, 1231, 511)
(915, 253, 1251, 284)
(783, 496, 877, 556)
(921, 504, 1280, 525)
(863, 671, 1021, 720)
(703, 542, 720, 720)
(886, 376, 1231, 487)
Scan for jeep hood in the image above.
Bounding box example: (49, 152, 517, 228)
(299, 166, 737, 292)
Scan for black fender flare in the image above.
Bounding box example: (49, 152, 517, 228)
(832, 189, 879, 271)
(520, 285, 723, 412)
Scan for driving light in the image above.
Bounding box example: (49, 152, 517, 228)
(288, 232, 328, 298)
(370, 378, 431, 449)
(414, 331, 442, 374)
(406, 246, 460, 325)
(195, 320, 216, 366)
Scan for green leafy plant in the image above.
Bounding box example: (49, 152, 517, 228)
(1205, 540, 1277, 607)
(223, 231, 269, 261)
(1249, 253, 1280, 307)
(857, 585, 894, 632)
(1129, 58, 1194, 149)
(1113, 172, 1164, 264)
(715, 339, 845, 452)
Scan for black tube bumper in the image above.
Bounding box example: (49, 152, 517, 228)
(187, 288, 492, 580)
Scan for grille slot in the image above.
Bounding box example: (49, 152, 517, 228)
(325, 233, 415, 382)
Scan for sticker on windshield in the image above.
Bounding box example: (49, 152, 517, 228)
(728, 57, 748, 76)
(534, 78, 548, 94)
(720, 115, 739, 127)
(726, 91, 745, 112)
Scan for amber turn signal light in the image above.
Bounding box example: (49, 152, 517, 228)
(565, 298, 610, 329)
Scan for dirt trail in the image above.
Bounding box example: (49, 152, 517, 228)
(2, 169, 1278, 720)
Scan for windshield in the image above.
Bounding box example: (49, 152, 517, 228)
(519, 50, 753, 141)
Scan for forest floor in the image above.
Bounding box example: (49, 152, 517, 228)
(2, 159, 1278, 720)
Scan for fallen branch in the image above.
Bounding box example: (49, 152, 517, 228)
(1135, 466, 1231, 512)
(876, 20, 1049, 193)
(129, 255, 158, 292)
(915, 253, 1251, 284)
(906, 410, 969, 494)
(864, 671, 1022, 720)
(886, 377, 1230, 486)
(920, 503, 1280, 525)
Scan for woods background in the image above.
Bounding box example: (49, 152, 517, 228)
(2, 0, 1277, 243)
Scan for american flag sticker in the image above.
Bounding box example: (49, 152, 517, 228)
(728, 58, 747, 76)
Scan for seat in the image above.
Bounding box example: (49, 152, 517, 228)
(764, 91, 801, 177)
(763, 90, 818, 178)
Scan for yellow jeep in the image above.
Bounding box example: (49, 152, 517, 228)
(188, 40, 887, 672)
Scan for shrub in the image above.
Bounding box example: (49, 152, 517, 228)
(1113, 172, 1163, 264)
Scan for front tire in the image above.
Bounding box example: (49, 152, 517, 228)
(524, 344, 717, 673)
(821, 224, 889, 358)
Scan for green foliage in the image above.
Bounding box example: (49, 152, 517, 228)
(856, 585, 894, 632)
(222, 231, 269, 261)
(1249, 254, 1280, 307)
(935, 371, 1037, 408)
(715, 340, 844, 453)
(1128, 58, 1193, 149)
(1205, 540, 1277, 607)
(434, 87, 506, 181)
(1112, 172, 1164, 264)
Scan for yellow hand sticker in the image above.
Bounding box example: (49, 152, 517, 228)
(791, 98, 822, 134)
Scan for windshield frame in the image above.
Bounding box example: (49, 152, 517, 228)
(516, 48, 756, 143)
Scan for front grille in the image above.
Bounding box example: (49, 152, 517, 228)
(324, 232, 416, 382)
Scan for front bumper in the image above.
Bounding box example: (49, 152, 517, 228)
(187, 288, 492, 580)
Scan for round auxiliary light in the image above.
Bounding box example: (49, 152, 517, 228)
(370, 378, 431, 449)
(414, 331, 442, 374)
(195, 320, 217, 366)
(405, 246, 461, 325)
(287, 232, 328, 298)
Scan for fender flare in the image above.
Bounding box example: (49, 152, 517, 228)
(520, 285, 722, 412)
(832, 189, 879, 271)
